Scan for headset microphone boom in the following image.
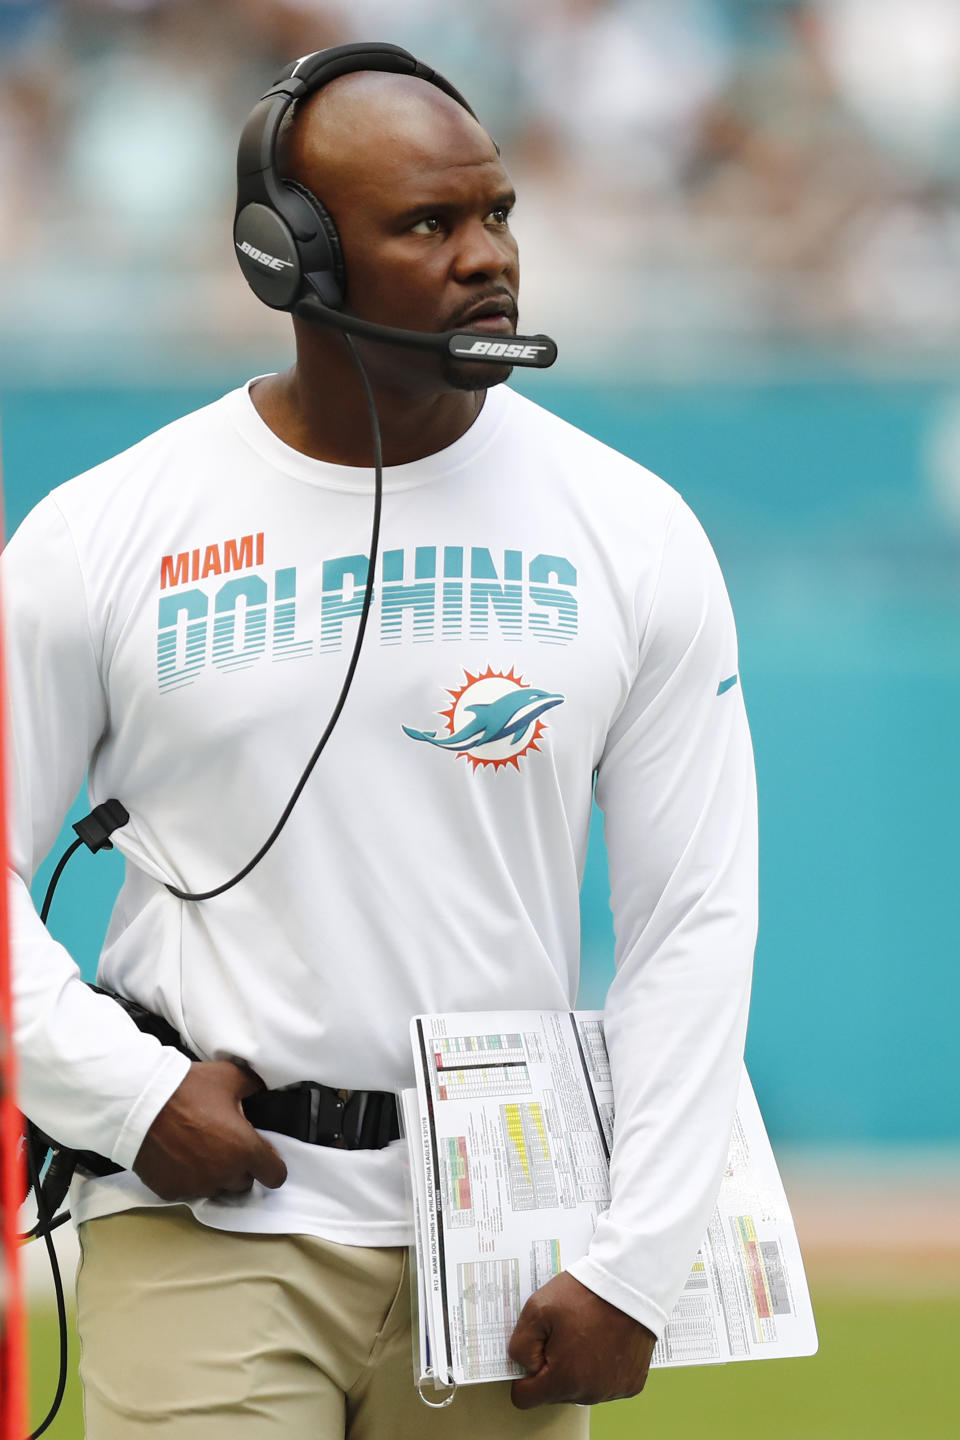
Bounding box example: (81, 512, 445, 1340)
(292, 289, 557, 368)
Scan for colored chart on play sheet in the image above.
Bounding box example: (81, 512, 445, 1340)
(501, 1100, 557, 1210)
(733, 1215, 793, 1341)
(442, 1135, 474, 1227)
(456, 1259, 523, 1381)
(432, 1031, 531, 1100)
(530, 1237, 562, 1289)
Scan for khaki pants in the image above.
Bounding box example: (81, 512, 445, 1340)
(76, 1207, 590, 1439)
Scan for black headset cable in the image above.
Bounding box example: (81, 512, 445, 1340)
(39, 838, 83, 925)
(24, 1139, 68, 1439)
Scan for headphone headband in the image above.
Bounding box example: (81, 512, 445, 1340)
(278, 42, 477, 112)
(236, 43, 478, 193)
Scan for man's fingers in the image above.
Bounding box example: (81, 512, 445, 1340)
(227, 1060, 266, 1101)
(208, 1129, 286, 1194)
(248, 1132, 287, 1190)
(507, 1303, 551, 1409)
(508, 1296, 549, 1363)
(217, 1172, 255, 1195)
(132, 1061, 288, 1201)
(227, 1063, 286, 1189)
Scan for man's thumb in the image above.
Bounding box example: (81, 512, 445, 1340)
(511, 1364, 558, 1411)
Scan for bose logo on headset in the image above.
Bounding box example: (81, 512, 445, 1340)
(236, 239, 295, 272)
(457, 340, 549, 360)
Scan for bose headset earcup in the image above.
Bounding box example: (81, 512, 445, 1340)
(234, 183, 345, 311)
(282, 180, 346, 308)
(234, 203, 302, 308)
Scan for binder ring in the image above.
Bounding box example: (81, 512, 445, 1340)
(416, 1374, 457, 1409)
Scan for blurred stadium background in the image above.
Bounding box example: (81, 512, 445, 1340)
(3, 0, 958, 1435)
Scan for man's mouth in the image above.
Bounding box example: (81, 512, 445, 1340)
(463, 314, 515, 334)
(452, 296, 517, 333)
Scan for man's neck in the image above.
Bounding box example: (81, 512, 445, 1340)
(249, 361, 486, 469)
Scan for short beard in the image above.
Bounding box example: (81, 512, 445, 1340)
(442, 358, 515, 391)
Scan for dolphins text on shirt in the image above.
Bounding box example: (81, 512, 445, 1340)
(155, 542, 579, 693)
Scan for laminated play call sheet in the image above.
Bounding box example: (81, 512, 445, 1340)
(403, 1010, 817, 1390)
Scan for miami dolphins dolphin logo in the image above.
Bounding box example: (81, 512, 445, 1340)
(403, 666, 564, 772)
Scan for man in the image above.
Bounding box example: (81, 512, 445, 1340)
(5, 55, 756, 1439)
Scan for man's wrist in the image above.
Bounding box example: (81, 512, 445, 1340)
(112, 1047, 194, 1169)
(565, 1254, 667, 1340)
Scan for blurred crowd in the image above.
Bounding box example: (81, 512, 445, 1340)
(2, 0, 960, 375)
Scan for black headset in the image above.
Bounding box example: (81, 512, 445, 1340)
(233, 41, 558, 367)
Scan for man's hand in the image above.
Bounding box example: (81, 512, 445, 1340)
(508, 1272, 656, 1409)
(133, 1061, 288, 1201)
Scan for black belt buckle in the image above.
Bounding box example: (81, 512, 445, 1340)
(243, 1080, 398, 1150)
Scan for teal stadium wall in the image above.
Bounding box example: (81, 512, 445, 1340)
(4, 376, 957, 1146)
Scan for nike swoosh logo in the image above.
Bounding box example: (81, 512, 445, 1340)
(717, 674, 739, 696)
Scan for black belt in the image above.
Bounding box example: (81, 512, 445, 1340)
(243, 1083, 400, 1151)
(67, 1081, 400, 1190)
(85, 985, 401, 1154)
(68, 1082, 400, 1188)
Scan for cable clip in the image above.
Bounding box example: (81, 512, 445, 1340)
(72, 798, 129, 853)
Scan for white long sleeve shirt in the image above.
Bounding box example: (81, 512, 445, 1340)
(3, 380, 756, 1338)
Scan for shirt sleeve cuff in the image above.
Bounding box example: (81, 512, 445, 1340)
(110, 1048, 193, 1170)
(566, 1255, 669, 1339)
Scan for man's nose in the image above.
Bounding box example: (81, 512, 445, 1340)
(452, 220, 516, 284)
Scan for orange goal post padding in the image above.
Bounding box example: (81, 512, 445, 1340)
(0, 449, 26, 1436)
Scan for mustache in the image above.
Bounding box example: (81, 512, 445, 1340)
(444, 288, 519, 330)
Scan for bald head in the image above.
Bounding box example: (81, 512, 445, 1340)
(281, 70, 498, 199)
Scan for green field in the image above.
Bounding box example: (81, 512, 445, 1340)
(23, 1288, 958, 1439)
